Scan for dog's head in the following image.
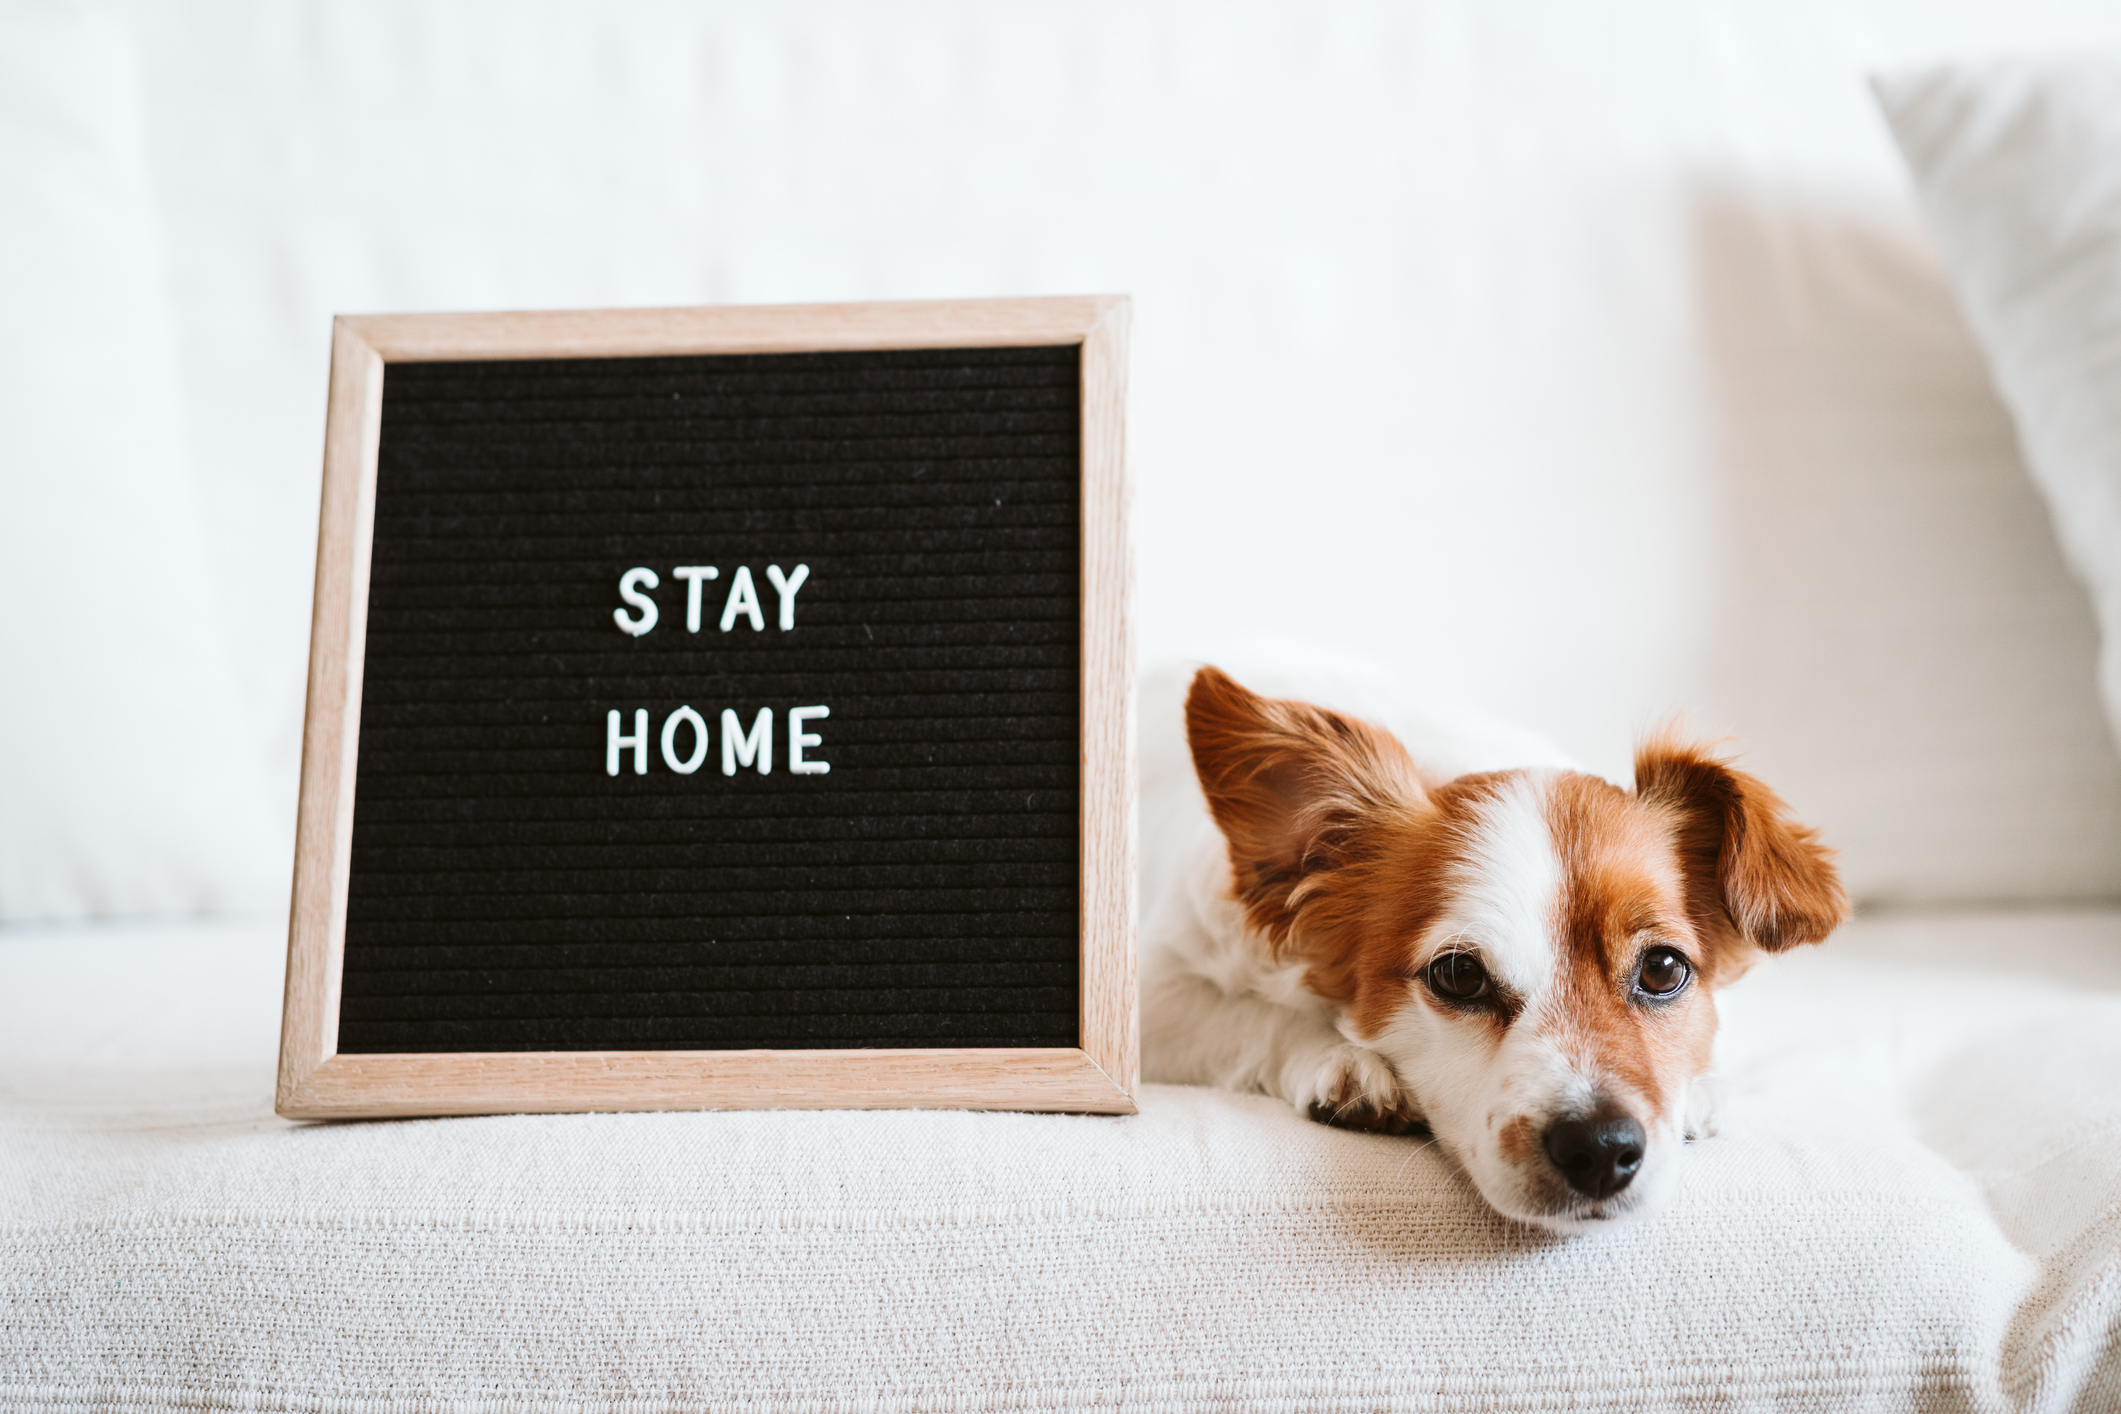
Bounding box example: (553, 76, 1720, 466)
(1185, 666, 1847, 1231)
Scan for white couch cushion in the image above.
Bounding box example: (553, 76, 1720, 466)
(1878, 57, 2121, 755)
(0, 2, 281, 923)
(4, 913, 2118, 1410)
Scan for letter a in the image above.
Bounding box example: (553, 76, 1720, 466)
(720, 566, 765, 632)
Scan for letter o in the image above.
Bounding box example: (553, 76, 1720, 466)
(660, 706, 709, 774)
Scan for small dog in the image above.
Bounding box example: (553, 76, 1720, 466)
(1141, 665, 1848, 1231)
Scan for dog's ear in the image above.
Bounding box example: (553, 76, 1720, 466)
(1185, 666, 1425, 947)
(1633, 734, 1849, 957)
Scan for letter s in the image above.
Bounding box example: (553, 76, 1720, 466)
(614, 567, 659, 636)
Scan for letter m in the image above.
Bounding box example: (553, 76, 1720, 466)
(721, 707, 773, 776)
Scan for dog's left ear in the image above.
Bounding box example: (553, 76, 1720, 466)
(1634, 735, 1849, 955)
(1185, 666, 1426, 949)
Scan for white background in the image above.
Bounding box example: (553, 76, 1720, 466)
(9, 0, 2121, 917)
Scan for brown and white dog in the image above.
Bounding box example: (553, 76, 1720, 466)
(1141, 665, 1848, 1232)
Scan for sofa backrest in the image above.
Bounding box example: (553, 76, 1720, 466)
(7, 0, 2120, 920)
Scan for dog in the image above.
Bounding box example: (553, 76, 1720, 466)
(1140, 664, 1848, 1232)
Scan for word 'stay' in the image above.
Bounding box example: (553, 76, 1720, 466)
(612, 564, 808, 636)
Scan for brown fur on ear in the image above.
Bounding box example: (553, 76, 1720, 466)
(1633, 733, 1850, 954)
(1185, 666, 1427, 954)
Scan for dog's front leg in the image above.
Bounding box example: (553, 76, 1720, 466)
(1143, 961, 1426, 1135)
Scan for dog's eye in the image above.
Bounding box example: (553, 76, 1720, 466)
(1637, 947, 1692, 998)
(1426, 952, 1490, 1002)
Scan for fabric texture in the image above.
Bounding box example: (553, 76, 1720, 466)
(5, 913, 2120, 1412)
(0, 0, 282, 923)
(1877, 58, 2121, 752)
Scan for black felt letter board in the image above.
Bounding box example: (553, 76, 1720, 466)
(337, 345, 1081, 1052)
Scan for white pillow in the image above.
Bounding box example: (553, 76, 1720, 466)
(1876, 58, 2121, 751)
(0, 3, 282, 922)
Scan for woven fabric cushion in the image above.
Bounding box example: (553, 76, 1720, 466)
(7, 915, 2121, 1411)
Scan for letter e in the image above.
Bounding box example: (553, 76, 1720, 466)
(789, 705, 830, 775)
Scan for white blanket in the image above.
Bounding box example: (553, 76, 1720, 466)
(4, 912, 2118, 1411)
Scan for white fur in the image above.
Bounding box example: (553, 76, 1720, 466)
(1140, 811, 1388, 1117)
(1431, 772, 1564, 1000)
(1139, 661, 1695, 1233)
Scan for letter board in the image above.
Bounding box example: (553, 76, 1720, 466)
(278, 298, 1134, 1119)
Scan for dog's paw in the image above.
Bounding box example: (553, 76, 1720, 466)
(1683, 1074, 1723, 1141)
(1297, 1044, 1428, 1137)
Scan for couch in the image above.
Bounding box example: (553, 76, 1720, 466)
(5, 3, 2121, 1408)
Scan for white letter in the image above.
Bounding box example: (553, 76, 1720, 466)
(671, 566, 719, 633)
(660, 706, 709, 774)
(789, 705, 830, 775)
(607, 708, 648, 776)
(613, 567, 659, 636)
(719, 566, 765, 632)
(765, 563, 810, 630)
(721, 707, 773, 775)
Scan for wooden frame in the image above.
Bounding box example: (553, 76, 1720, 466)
(277, 297, 1135, 1120)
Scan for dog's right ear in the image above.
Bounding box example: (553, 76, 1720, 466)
(1633, 733, 1849, 959)
(1185, 666, 1426, 947)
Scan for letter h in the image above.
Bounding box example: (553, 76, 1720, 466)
(607, 709, 648, 776)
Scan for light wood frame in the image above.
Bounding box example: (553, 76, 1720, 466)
(277, 297, 1135, 1120)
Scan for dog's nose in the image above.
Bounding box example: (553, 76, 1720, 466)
(1542, 1113, 1646, 1200)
